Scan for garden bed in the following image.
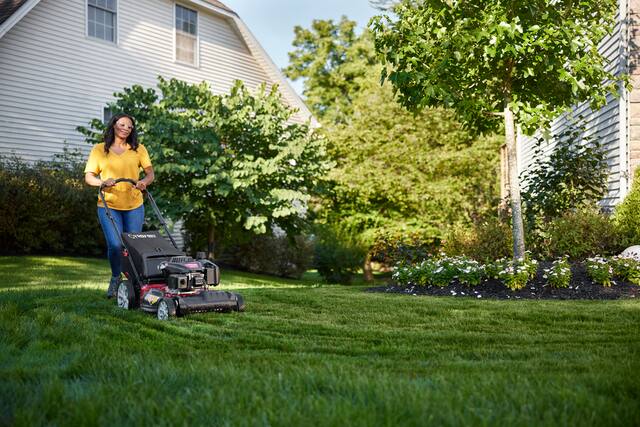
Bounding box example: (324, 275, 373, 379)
(367, 262, 640, 300)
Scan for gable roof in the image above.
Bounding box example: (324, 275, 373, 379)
(202, 0, 235, 15)
(0, 0, 28, 26)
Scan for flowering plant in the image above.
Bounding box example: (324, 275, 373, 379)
(392, 256, 485, 287)
(543, 256, 571, 288)
(585, 257, 613, 287)
(611, 256, 640, 286)
(494, 256, 538, 291)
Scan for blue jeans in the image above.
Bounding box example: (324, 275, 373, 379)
(98, 205, 145, 277)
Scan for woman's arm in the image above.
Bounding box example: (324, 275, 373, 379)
(85, 172, 115, 187)
(135, 166, 154, 191)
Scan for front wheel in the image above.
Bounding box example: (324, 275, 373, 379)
(157, 298, 177, 320)
(116, 280, 136, 310)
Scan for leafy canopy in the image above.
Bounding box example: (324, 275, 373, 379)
(285, 17, 378, 123)
(286, 17, 501, 253)
(79, 78, 331, 240)
(370, 0, 622, 134)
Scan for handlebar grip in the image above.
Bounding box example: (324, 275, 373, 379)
(99, 178, 139, 190)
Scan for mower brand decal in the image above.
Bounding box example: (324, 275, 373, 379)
(128, 234, 157, 239)
(144, 293, 161, 305)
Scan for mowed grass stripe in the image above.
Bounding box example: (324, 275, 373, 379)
(0, 256, 639, 426)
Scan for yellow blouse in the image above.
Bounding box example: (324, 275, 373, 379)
(84, 143, 152, 210)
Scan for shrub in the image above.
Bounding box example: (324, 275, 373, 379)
(443, 216, 512, 262)
(0, 151, 104, 255)
(538, 208, 624, 260)
(585, 257, 614, 287)
(494, 256, 538, 291)
(220, 233, 314, 279)
(392, 255, 484, 288)
(614, 173, 640, 244)
(314, 226, 365, 284)
(611, 256, 640, 286)
(370, 231, 439, 267)
(520, 123, 608, 221)
(543, 256, 571, 288)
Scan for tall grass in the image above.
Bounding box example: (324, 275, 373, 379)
(0, 256, 639, 426)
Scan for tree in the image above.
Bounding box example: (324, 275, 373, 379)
(370, 0, 624, 259)
(285, 17, 378, 123)
(286, 18, 500, 281)
(78, 78, 331, 258)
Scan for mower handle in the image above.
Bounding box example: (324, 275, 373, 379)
(97, 177, 180, 255)
(99, 177, 140, 191)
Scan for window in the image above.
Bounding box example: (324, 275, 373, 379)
(103, 107, 114, 124)
(88, 0, 117, 43)
(175, 4, 197, 65)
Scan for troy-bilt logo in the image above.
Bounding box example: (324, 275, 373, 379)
(127, 233, 157, 239)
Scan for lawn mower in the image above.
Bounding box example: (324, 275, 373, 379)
(99, 178, 245, 320)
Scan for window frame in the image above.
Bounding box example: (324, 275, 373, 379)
(85, 0, 119, 45)
(173, 2, 200, 68)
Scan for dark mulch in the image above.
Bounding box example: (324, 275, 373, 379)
(366, 262, 640, 300)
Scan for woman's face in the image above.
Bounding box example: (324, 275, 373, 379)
(114, 117, 133, 140)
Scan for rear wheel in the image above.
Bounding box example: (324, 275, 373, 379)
(116, 280, 136, 310)
(236, 294, 245, 312)
(157, 298, 177, 320)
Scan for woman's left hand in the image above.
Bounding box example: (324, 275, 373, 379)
(135, 180, 147, 191)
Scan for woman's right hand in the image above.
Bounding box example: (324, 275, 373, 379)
(102, 178, 116, 187)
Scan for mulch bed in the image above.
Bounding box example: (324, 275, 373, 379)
(366, 262, 640, 300)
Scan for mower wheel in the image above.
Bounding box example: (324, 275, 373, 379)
(116, 280, 136, 310)
(157, 298, 177, 320)
(236, 294, 246, 312)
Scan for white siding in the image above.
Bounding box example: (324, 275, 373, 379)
(518, 5, 628, 209)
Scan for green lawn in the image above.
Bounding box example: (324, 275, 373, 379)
(1, 256, 639, 426)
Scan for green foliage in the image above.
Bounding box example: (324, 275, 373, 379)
(493, 256, 538, 291)
(370, 0, 623, 134)
(78, 78, 331, 253)
(0, 150, 104, 255)
(285, 17, 377, 123)
(323, 75, 501, 248)
(392, 256, 485, 288)
(534, 208, 624, 260)
(369, 231, 439, 266)
(585, 257, 614, 287)
(611, 256, 640, 286)
(543, 257, 571, 288)
(521, 123, 609, 222)
(314, 225, 366, 284)
(220, 234, 314, 279)
(613, 173, 640, 243)
(443, 217, 513, 262)
(286, 17, 501, 269)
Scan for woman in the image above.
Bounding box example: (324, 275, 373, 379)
(84, 113, 154, 298)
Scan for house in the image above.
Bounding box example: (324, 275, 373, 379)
(0, 0, 315, 249)
(506, 0, 640, 210)
(0, 0, 314, 163)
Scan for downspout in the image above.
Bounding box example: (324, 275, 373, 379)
(619, 0, 630, 202)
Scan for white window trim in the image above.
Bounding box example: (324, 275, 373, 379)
(85, 0, 119, 45)
(174, 2, 200, 68)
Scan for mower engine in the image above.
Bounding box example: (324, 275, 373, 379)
(160, 256, 220, 291)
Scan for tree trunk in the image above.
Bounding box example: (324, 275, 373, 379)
(363, 251, 374, 283)
(207, 224, 215, 260)
(504, 100, 526, 259)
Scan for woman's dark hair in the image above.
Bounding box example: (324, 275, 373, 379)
(103, 113, 139, 153)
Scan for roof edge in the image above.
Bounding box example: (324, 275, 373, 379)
(0, 0, 41, 39)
